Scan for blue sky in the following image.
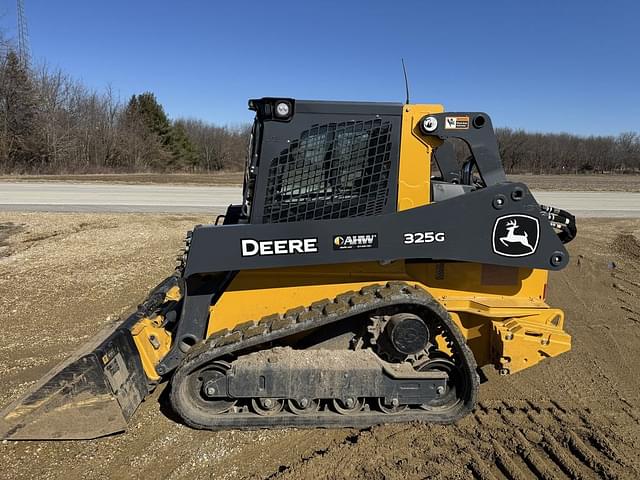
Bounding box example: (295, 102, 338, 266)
(2, 0, 639, 135)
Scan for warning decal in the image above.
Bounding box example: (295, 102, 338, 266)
(444, 116, 470, 129)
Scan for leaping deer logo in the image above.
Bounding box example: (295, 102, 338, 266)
(499, 219, 534, 252)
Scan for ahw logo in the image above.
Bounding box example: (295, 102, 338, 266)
(492, 215, 540, 257)
(333, 233, 378, 250)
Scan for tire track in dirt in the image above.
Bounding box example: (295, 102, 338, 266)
(610, 234, 640, 325)
(265, 400, 639, 480)
(262, 430, 370, 480)
(612, 270, 640, 324)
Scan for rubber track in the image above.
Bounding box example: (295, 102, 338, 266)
(169, 281, 480, 430)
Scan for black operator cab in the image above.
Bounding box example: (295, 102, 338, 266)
(240, 98, 404, 225)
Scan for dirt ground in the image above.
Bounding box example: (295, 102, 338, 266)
(1, 173, 639, 192)
(0, 213, 639, 480)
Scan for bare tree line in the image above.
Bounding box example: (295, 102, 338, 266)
(1, 34, 638, 175)
(496, 128, 640, 174)
(0, 43, 248, 174)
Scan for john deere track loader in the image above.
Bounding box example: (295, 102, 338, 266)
(0, 98, 576, 440)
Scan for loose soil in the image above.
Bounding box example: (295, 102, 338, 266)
(0, 213, 639, 479)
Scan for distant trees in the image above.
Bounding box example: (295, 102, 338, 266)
(174, 118, 250, 171)
(496, 128, 640, 174)
(0, 44, 248, 174)
(120, 92, 198, 171)
(0, 51, 40, 170)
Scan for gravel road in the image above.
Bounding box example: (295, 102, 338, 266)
(1, 182, 639, 217)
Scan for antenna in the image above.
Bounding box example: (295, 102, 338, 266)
(401, 58, 410, 104)
(17, 0, 31, 67)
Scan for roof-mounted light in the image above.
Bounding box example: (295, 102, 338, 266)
(274, 101, 292, 118)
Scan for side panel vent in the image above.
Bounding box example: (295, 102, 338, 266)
(262, 119, 393, 223)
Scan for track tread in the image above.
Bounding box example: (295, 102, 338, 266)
(169, 282, 480, 431)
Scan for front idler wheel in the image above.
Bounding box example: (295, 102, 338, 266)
(187, 361, 237, 414)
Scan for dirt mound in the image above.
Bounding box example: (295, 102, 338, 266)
(612, 233, 640, 259)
